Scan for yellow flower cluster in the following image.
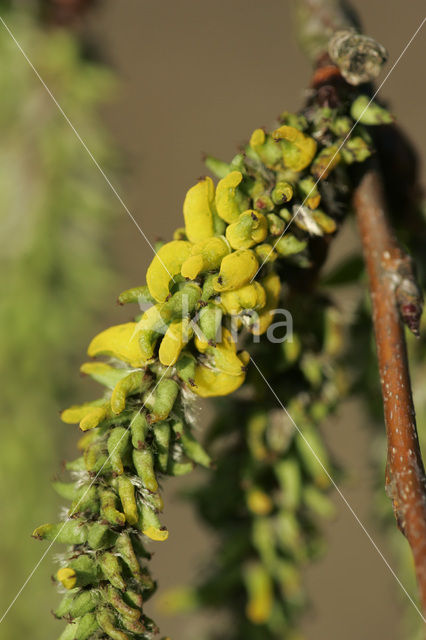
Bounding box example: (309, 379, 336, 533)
(85, 122, 347, 403)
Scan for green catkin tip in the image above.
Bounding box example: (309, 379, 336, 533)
(111, 371, 148, 415)
(100, 488, 126, 526)
(168, 459, 195, 476)
(80, 362, 131, 389)
(52, 481, 80, 501)
(275, 235, 307, 257)
(84, 442, 112, 474)
(118, 284, 155, 305)
(54, 590, 77, 619)
(96, 606, 128, 640)
(341, 136, 371, 163)
(154, 421, 172, 472)
(132, 447, 158, 492)
(204, 155, 232, 179)
(173, 421, 212, 468)
(295, 424, 331, 489)
(107, 426, 130, 475)
(115, 532, 142, 579)
(87, 521, 118, 550)
(99, 552, 126, 591)
(75, 612, 99, 640)
(32, 521, 87, 545)
(69, 485, 98, 516)
(58, 623, 78, 640)
(106, 584, 141, 620)
(69, 590, 100, 618)
(145, 378, 179, 422)
(201, 272, 218, 301)
(123, 588, 143, 610)
(139, 502, 169, 541)
(303, 485, 336, 519)
(130, 411, 150, 449)
(121, 615, 147, 634)
(176, 353, 196, 386)
(267, 213, 285, 236)
(116, 474, 139, 525)
(350, 94, 393, 125)
(274, 458, 302, 511)
(65, 456, 86, 472)
(271, 181, 293, 205)
(198, 303, 222, 343)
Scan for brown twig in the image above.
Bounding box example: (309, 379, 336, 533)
(353, 165, 426, 613)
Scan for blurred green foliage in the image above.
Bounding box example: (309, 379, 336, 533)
(0, 5, 116, 638)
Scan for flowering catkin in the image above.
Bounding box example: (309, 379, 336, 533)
(34, 93, 391, 639)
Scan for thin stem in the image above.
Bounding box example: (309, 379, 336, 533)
(353, 166, 426, 613)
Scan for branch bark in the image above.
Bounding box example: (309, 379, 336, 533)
(353, 166, 426, 613)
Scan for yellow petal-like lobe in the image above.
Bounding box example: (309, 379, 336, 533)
(193, 364, 245, 398)
(247, 488, 274, 515)
(220, 282, 266, 315)
(214, 249, 258, 292)
(181, 236, 230, 280)
(215, 171, 243, 223)
(225, 210, 267, 250)
(245, 564, 273, 624)
(61, 403, 100, 424)
(88, 322, 145, 367)
(273, 125, 317, 171)
(159, 318, 193, 366)
(57, 568, 77, 590)
(80, 407, 108, 432)
(183, 177, 215, 242)
(249, 128, 266, 149)
(146, 240, 192, 302)
(143, 526, 169, 541)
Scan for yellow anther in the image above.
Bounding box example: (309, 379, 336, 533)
(215, 171, 243, 223)
(143, 526, 169, 542)
(272, 125, 317, 171)
(57, 568, 77, 590)
(146, 240, 192, 302)
(183, 176, 215, 242)
(220, 282, 266, 316)
(249, 128, 266, 148)
(159, 318, 193, 366)
(225, 210, 268, 250)
(193, 364, 246, 398)
(181, 236, 230, 280)
(247, 488, 274, 515)
(214, 249, 259, 292)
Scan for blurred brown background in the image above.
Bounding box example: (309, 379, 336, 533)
(3, 1, 425, 638)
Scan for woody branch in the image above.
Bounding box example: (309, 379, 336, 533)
(297, 0, 426, 614)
